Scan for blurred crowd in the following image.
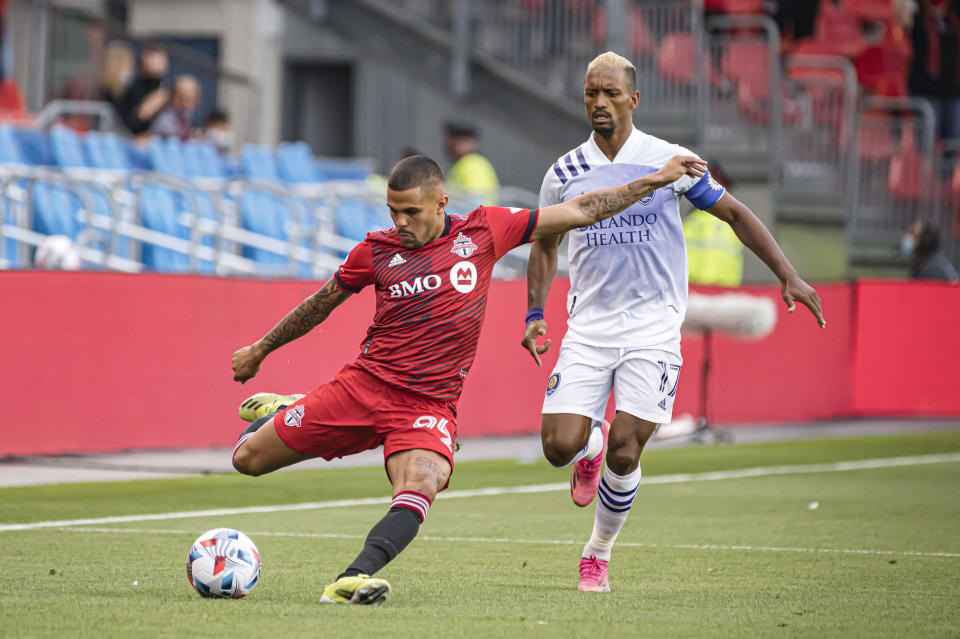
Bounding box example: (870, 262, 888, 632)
(68, 41, 233, 152)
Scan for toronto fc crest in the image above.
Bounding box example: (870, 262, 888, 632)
(450, 232, 478, 258)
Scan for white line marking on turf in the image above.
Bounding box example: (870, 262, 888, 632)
(2, 452, 958, 533)
(53, 526, 960, 559)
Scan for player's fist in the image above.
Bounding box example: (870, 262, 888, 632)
(232, 344, 265, 383)
(521, 319, 551, 367)
(660, 155, 708, 183)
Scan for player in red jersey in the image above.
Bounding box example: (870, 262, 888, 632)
(229, 154, 707, 604)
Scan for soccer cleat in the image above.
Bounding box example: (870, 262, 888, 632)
(320, 575, 392, 605)
(570, 419, 610, 507)
(578, 554, 610, 592)
(238, 392, 304, 422)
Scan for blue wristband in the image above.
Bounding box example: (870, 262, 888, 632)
(525, 307, 544, 323)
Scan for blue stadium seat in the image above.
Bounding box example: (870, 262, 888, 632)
(149, 136, 186, 176)
(277, 142, 315, 183)
(85, 132, 130, 170)
(335, 198, 387, 243)
(0, 124, 26, 164)
(0, 197, 19, 267)
(314, 158, 372, 181)
(12, 129, 52, 166)
(50, 125, 89, 168)
(124, 143, 152, 170)
(240, 189, 291, 267)
(183, 141, 225, 179)
(242, 145, 280, 182)
(32, 182, 81, 238)
(139, 184, 190, 272)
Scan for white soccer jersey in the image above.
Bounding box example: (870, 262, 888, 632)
(539, 127, 725, 350)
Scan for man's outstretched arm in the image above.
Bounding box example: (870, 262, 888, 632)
(521, 233, 564, 366)
(232, 279, 352, 383)
(707, 192, 825, 328)
(531, 156, 707, 240)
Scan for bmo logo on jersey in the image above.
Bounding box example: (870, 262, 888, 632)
(387, 274, 442, 298)
(450, 261, 477, 293)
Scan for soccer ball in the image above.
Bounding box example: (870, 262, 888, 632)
(35, 234, 81, 270)
(186, 528, 261, 599)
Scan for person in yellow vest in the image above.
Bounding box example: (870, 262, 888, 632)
(445, 122, 500, 207)
(682, 164, 743, 286)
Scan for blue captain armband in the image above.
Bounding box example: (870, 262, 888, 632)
(684, 170, 726, 210)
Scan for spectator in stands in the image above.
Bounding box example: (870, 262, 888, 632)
(683, 162, 743, 286)
(97, 41, 134, 120)
(120, 46, 169, 136)
(444, 122, 500, 207)
(202, 108, 232, 154)
(151, 74, 201, 141)
(908, 0, 960, 141)
(902, 220, 959, 281)
(773, 0, 820, 43)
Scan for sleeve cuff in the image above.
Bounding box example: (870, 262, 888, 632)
(333, 271, 361, 294)
(521, 208, 539, 244)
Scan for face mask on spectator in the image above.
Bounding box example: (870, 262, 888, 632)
(900, 233, 915, 257)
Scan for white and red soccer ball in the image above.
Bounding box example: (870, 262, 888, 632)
(35, 234, 81, 270)
(186, 528, 261, 598)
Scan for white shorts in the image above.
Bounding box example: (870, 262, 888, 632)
(542, 339, 683, 425)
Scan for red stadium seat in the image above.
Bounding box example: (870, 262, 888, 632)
(657, 32, 697, 85)
(855, 44, 908, 96)
(705, 0, 765, 15)
(888, 147, 936, 202)
(858, 111, 896, 161)
(592, 7, 655, 55)
(793, 2, 866, 58)
(841, 0, 896, 22)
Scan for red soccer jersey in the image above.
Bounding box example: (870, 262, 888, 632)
(333, 205, 539, 401)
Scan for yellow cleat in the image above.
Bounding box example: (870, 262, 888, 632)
(320, 575, 391, 605)
(237, 392, 304, 422)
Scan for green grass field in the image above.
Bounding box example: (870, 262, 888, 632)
(2, 431, 959, 638)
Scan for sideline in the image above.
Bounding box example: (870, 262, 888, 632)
(2, 452, 958, 532)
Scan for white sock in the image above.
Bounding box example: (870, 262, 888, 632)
(582, 464, 642, 561)
(566, 421, 604, 466)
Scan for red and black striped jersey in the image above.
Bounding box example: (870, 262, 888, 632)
(333, 205, 539, 401)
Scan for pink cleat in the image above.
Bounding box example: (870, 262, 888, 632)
(578, 554, 610, 592)
(570, 419, 610, 507)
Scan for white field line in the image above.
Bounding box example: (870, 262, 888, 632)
(54, 526, 960, 560)
(1, 452, 959, 533)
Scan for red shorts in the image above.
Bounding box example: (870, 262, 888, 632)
(272, 362, 458, 472)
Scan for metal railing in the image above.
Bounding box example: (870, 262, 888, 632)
(702, 14, 781, 176)
(851, 97, 937, 248)
(0, 164, 540, 278)
(777, 56, 860, 217)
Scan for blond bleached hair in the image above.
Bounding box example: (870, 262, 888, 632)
(586, 51, 636, 90)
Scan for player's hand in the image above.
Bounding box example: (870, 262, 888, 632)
(659, 156, 708, 184)
(521, 319, 551, 367)
(782, 275, 826, 328)
(232, 344, 265, 383)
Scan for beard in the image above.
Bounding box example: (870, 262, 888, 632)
(592, 121, 616, 137)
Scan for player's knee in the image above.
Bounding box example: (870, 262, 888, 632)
(232, 445, 264, 477)
(399, 472, 444, 501)
(605, 438, 641, 476)
(541, 430, 582, 467)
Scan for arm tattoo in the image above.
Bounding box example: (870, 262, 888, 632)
(576, 180, 652, 223)
(258, 280, 351, 354)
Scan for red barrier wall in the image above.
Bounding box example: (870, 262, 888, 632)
(1, 272, 957, 456)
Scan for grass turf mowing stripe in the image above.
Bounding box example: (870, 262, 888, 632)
(2, 451, 958, 532)
(52, 527, 960, 559)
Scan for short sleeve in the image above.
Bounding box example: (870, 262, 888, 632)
(333, 240, 374, 293)
(682, 171, 727, 211)
(538, 165, 563, 208)
(482, 205, 540, 258)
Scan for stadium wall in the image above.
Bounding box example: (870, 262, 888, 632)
(1, 273, 957, 457)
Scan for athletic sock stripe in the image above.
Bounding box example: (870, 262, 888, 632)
(393, 494, 430, 510)
(394, 490, 432, 506)
(597, 500, 633, 513)
(232, 433, 254, 460)
(600, 478, 640, 498)
(598, 485, 635, 508)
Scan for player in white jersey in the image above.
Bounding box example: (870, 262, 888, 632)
(521, 52, 825, 592)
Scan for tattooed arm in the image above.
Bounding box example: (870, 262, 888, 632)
(530, 155, 707, 241)
(231, 279, 352, 383)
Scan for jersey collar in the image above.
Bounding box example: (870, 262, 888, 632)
(584, 125, 643, 165)
(440, 213, 451, 238)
